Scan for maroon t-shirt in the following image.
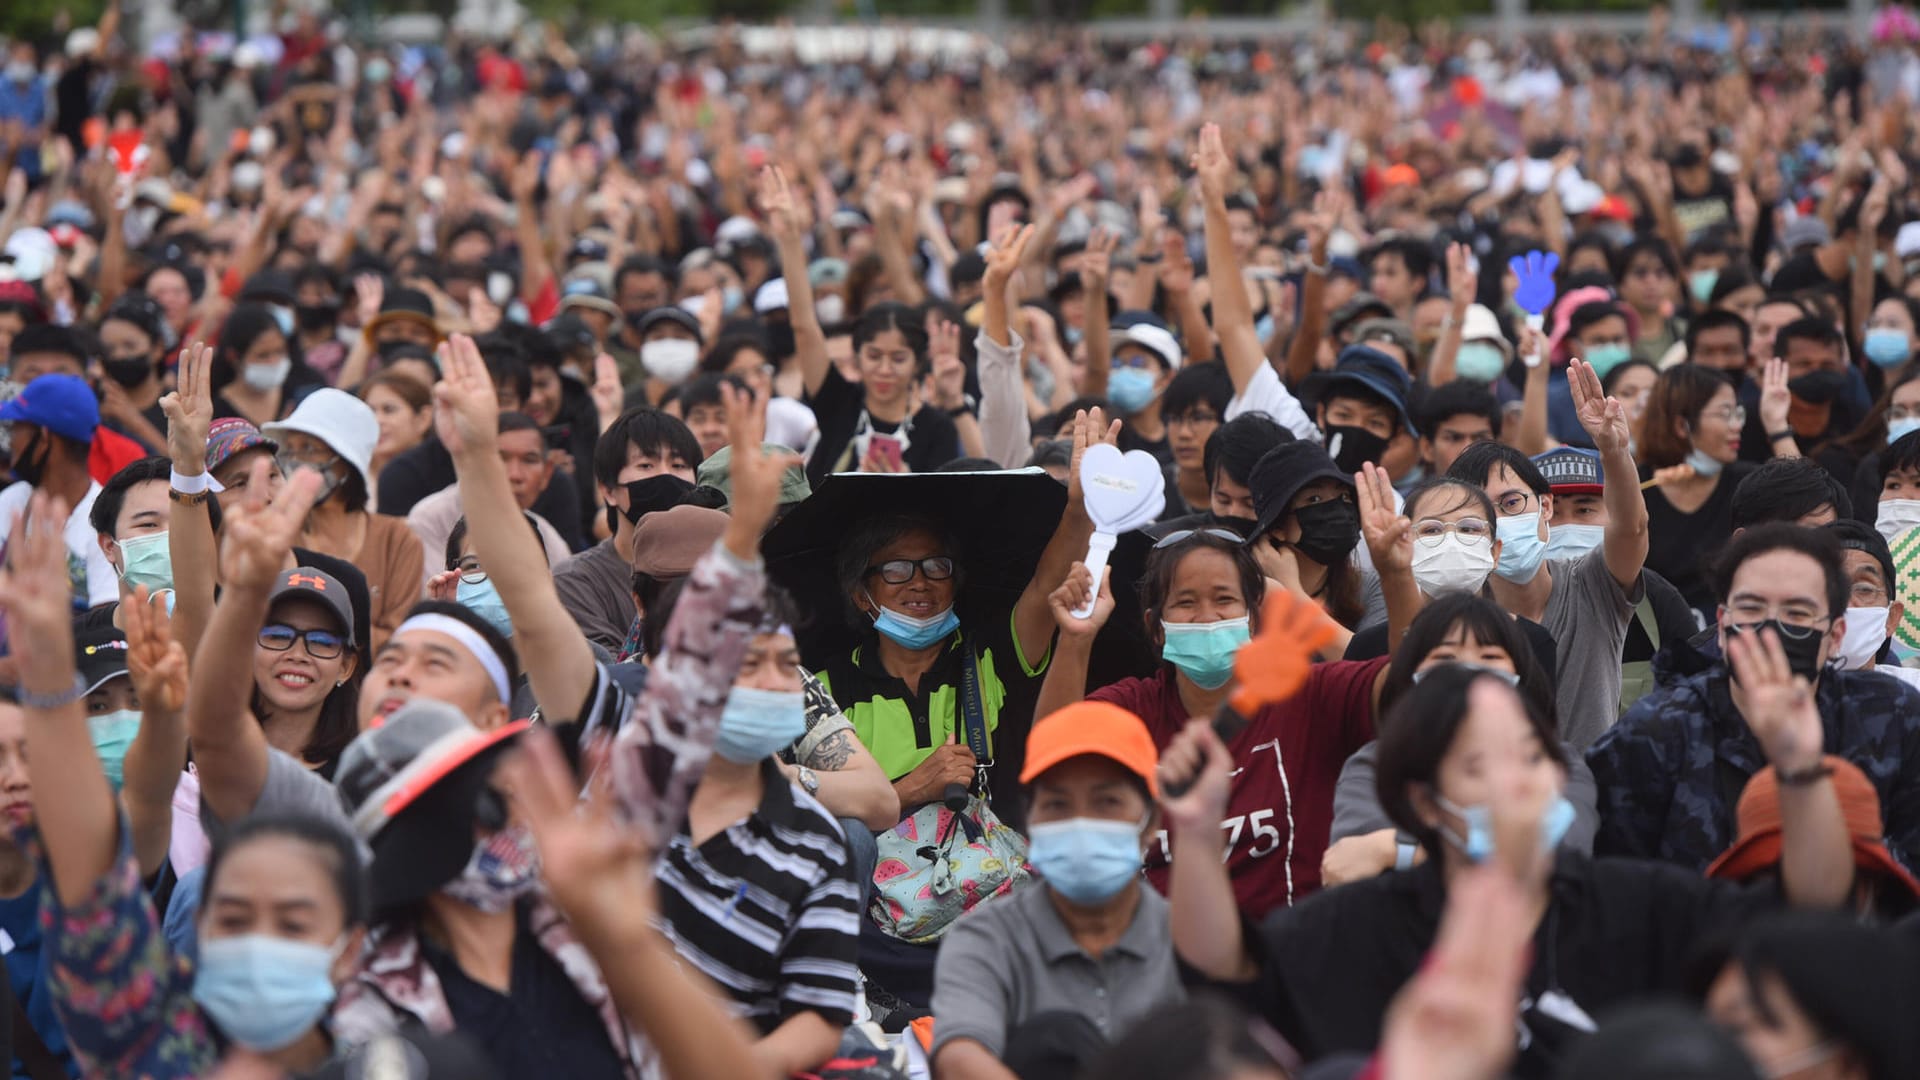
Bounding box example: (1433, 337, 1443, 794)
(1090, 659, 1385, 918)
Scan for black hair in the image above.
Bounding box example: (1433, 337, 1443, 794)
(1376, 592, 1556, 729)
(678, 372, 750, 412)
(1367, 236, 1433, 293)
(615, 254, 677, 294)
(949, 251, 988, 292)
(833, 515, 965, 627)
(1774, 316, 1845, 359)
(1138, 531, 1265, 666)
(1730, 458, 1851, 530)
(591, 407, 702, 489)
(446, 511, 547, 570)
(935, 457, 1002, 472)
(1079, 995, 1286, 1080)
(1319, 378, 1401, 435)
(1565, 300, 1629, 342)
(101, 292, 169, 349)
(1884, 429, 1920, 485)
(1600, 358, 1657, 398)
(397, 600, 522, 687)
(701, 332, 769, 376)
(851, 302, 930, 376)
(1202, 414, 1289, 489)
(9, 324, 88, 368)
(1374, 663, 1568, 859)
(1711, 522, 1848, 619)
(89, 456, 170, 538)
(1161, 363, 1232, 423)
(210, 304, 315, 393)
(471, 332, 533, 406)
(202, 812, 370, 930)
(1686, 307, 1754, 354)
(1447, 441, 1550, 497)
(1417, 381, 1502, 439)
(1402, 476, 1498, 527)
(495, 320, 562, 373)
(1612, 236, 1681, 283)
(1707, 262, 1762, 307)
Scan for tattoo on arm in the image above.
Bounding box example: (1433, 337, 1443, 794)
(807, 729, 857, 771)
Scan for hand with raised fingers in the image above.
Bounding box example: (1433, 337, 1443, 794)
(503, 727, 658, 931)
(1191, 122, 1234, 203)
(1568, 357, 1631, 456)
(217, 458, 324, 592)
(927, 319, 967, 411)
(1759, 356, 1792, 436)
(983, 223, 1035, 292)
(1066, 407, 1123, 511)
(160, 341, 215, 476)
(433, 333, 503, 459)
(721, 382, 803, 549)
(124, 585, 188, 715)
(0, 492, 77, 656)
(1358, 462, 1413, 578)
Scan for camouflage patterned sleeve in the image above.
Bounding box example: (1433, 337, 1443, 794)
(1584, 700, 1680, 860)
(611, 540, 766, 851)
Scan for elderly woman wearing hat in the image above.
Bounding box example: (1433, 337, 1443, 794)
(263, 388, 424, 649)
(336, 281, 446, 390)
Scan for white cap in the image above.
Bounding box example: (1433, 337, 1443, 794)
(1460, 303, 1512, 360)
(231, 161, 265, 193)
(1560, 179, 1605, 217)
(1898, 221, 1920, 261)
(65, 28, 100, 58)
(263, 389, 380, 496)
(2, 228, 56, 282)
(753, 278, 789, 314)
(1113, 322, 1182, 371)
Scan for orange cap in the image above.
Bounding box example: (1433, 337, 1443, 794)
(1382, 163, 1421, 188)
(1706, 755, 1920, 899)
(1019, 701, 1160, 795)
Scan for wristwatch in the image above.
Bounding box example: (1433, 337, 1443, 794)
(797, 767, 821, 796)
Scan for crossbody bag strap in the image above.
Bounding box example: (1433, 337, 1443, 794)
(958, 646, 992, 799)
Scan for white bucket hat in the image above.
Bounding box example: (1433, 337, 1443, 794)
(264, 388, 380, 495)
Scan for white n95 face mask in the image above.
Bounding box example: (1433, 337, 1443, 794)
(1835, 607, 1890, 671)
(641, 338, 700, 384)
(1877, 499, 1920, 544)
(1410, 534, 1495, 596)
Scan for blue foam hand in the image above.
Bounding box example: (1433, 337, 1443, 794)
(1508, 250, 1560, 317)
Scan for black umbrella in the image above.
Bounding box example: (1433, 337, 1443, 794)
(763, 468, 1068, 669)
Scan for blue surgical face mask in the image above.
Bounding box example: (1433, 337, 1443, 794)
(869, 601, 960, 650)
(721, 286, 744, 315)
(1254, 312, 1276, 343)
(1685, 446, 1725, 478)
(1432, 791, 1576, 863)
(117, 531, 174, 592)
(1688, 269, 1720, 305)
(1891, 417, 1920, 446)
(88, 708, 141, 790)
(1027, 816, 1146, 905)
(1063, 325, 1084, 347)
(1864, 328, 1911, 369)
(192, 934, 344, 1051)
(714, 685, 807, 764)
(455, 577, 513, 639)
(1543, 521, 1605, 563)
(269, 305, 295, 337)
(1582, 343, 1632, 380)
(1160, 616, 1250, 690)
(1107, 367, 1160, 416)
(1493, 511, 1547, 584)
(1455, 342, 1507, 384)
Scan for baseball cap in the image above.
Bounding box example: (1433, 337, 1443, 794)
(1782, 216, 1831, 254)
(1351, 317, 1416, 360)
(74, 625, 129, 696)
(753, 278, 790, 314)
(205, 417, 278, 474)
(1020, 701, 1161, 795)
(1248, 440, 1353, 541)
(696, 445, 811, 509)
(1322, 345, 1418, 437)
(334, 699, 530, 911)
(1329, 292, 1394, 338)
(0, 374, 99, 442)
(1707, 755, 1920, 900)
(636, 306, 705, 347)
(630, 505, 731, 578)
(566, 236, 610, 264)
(543, 312, 599, 356)
(264, 389, 380, 495)
(1110, 311, 1182, 371)
(269, 567, 357, 649)
(1532, 446, 1604, 495)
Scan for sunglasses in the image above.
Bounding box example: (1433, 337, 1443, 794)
(258, 623, 346, 659)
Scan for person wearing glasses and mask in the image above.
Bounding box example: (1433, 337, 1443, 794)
(1588, 524, 1920, 874)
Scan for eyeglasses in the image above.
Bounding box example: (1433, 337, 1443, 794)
(1493, 491, 1536, 517)
(864, 556, 955, 585)
(455, 556, 488, 585)
(258, 624, 346, 659)
(1153, 527, 1244, 549)
(1112, 353, 1156, 371)
(1705, 405, 1748, 428)
(1412, 517, 1492, 546)
(1723, 603, 1830, 638)
(1851, 581, 1891, 607)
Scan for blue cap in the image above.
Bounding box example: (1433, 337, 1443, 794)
(0, 375, 99, 442)
(1532, 446, 1604, 493)
(1324, 345, 1418, 437)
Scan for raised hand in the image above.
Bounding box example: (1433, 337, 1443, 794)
(1232, 589, 1338, 708)
(1048, 562, 1114, 638)
(1759, 356, 1792, 435)
(1081, 227, 1118, 290)
(0, 493, 77, 653)
(1137, 183, 1165, 241)
(590, 352, 624, 432)
(218, 457, 324, 591)
(433, 333, 503, 458)
(983, 223, 1034, 293)
(1157, 717, 1234, 831)
(124, 585, 188, 715)
(502, 727, 658, 933)
(1445, 242, 1478, 316)
(1358, 462, 1412, 578)
(1065, 407, 1123, 511)
(1304, 185, 1348, 254)
(353, 273, 384, 326)
(1508, 250, 1560, 319)
(160, 341, 215, 475)
(1191, 122, 1234, 203)
(1567, 357, 1631, 456)
(1158, 229, 1195, 295)
(757, 165, 804, 246)
(425, 569, 460, 603)
(1726, 625, 1824, 775)
(926, 319, 966, 411)
(720, 382, 803, 547)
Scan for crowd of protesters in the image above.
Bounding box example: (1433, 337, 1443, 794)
(3, 4, 1920, 1079)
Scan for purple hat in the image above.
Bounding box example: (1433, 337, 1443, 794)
(205, 417, 278, 474)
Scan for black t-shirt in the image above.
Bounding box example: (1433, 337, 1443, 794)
(424, 905, 626, 1080)
(803, 366, 960, 486)
(1670, 175, 1735, 243)
(1120, 424, 1172, 466)
(1641, 461, 1756, 615)
(1344, 613, 1558, 682)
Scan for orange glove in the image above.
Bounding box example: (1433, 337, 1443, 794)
(1229, 590, 1339, 718)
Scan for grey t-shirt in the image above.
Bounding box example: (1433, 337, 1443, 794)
(1328, 739, 1601, 853)
(554, 538, 636, 652)
(1541, 550, 1641, 751)
(929, 882, 1184, 1061)
(201, 748, 360, 854)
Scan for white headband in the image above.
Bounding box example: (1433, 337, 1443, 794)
(395, 614, 511, 704)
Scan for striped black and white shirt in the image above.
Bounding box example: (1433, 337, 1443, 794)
(655, 759, 862, 1033)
